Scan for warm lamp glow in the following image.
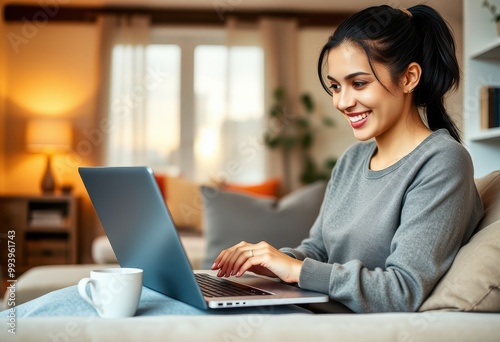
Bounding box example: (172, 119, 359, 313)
(26, 119, 72, 154)
(26, 118, 73, 193)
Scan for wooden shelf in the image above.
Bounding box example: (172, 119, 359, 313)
(463, 0, 500, 177)
(468, 127, 500, 142)
(0, 194, 79, 277)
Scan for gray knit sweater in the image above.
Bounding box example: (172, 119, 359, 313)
(281, 129, 484, 313)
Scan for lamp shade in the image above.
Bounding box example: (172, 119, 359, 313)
(26, 119, 72, 154)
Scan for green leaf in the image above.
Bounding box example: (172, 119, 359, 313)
(301, 132, 313, 149)
(283, 137, 298, 150)
(274, 87, 285, 102)
(324, 158, 337, 170)
(296, 117, 309, 128)
(301, 93, 314, 113)
(322, 116, 335, 127)
(264, 134, 280, 148)
(300, 156, 319, 184)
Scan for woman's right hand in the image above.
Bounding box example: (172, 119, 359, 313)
(211, 241, 303, 284)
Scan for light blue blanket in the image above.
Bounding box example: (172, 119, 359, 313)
(0, 285, 311, 317)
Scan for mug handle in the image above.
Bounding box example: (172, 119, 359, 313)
(77, 278, 104, 316)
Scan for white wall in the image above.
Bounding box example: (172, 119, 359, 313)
(4, 23, 98, 194)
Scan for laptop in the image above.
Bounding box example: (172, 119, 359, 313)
(78, 166, 328, 310)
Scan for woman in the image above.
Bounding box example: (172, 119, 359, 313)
(212, 5, 484, 313)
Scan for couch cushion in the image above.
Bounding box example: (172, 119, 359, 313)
(164, 176, 204, 233)
(200, 181, 326, 268)
(419, 170, 500, 312)
(164, 177, 283, 232)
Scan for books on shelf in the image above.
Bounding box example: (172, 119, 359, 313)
(30, 210, 66, 228)
(480, 86, 500, 129)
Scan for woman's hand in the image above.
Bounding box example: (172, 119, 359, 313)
(211, 241, 303, 284)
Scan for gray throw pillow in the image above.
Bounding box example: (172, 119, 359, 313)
(200, 181, 327, 268)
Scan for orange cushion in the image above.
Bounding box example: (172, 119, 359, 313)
(154, 174, 167, 199)
(164, 176, 203, 232)
(222, 178, 281, 198)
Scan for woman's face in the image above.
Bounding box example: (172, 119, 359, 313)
(327, 42, 406, 142)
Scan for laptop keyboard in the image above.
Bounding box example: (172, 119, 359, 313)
(195, 273, 273, 297)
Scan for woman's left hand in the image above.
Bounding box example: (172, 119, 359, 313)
(211, 241, 303, 284)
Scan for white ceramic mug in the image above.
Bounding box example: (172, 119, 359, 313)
(77, 267, 143, 318)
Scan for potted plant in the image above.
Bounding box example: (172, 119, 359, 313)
(264, 87, 337, 192)
(482, 0, 500, 35)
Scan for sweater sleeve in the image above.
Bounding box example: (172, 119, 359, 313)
(298, 145, 483, 312)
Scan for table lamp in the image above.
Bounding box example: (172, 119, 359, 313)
(26, 118, 72, 193)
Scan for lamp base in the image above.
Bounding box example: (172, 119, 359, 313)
(41, 155, 56, 193)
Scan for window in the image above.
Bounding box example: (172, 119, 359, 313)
(107, 43, 181, 174)
(107, 28, 265, 182)
(194, 45, 264, 182)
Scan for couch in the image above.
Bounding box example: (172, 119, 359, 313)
(1, 171, 499, 341)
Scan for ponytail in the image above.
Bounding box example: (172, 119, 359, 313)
(410, 5, 461, 142)
(318, 5, 462, 142)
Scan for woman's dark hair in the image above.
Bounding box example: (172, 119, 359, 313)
(318, 5, 461, 142)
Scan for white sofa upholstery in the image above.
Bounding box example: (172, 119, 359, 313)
(2, 312, 500, 341)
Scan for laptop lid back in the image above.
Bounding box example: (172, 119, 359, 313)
(79, 166, 207, 310)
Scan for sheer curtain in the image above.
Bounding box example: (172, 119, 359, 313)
(96, 15, 155, 167)
(193, 21, 266, 183)
(107, 16, 150, 166)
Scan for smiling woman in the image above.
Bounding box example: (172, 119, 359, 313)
(212, 4, 485, 314)
(318, 5, 461, 144)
